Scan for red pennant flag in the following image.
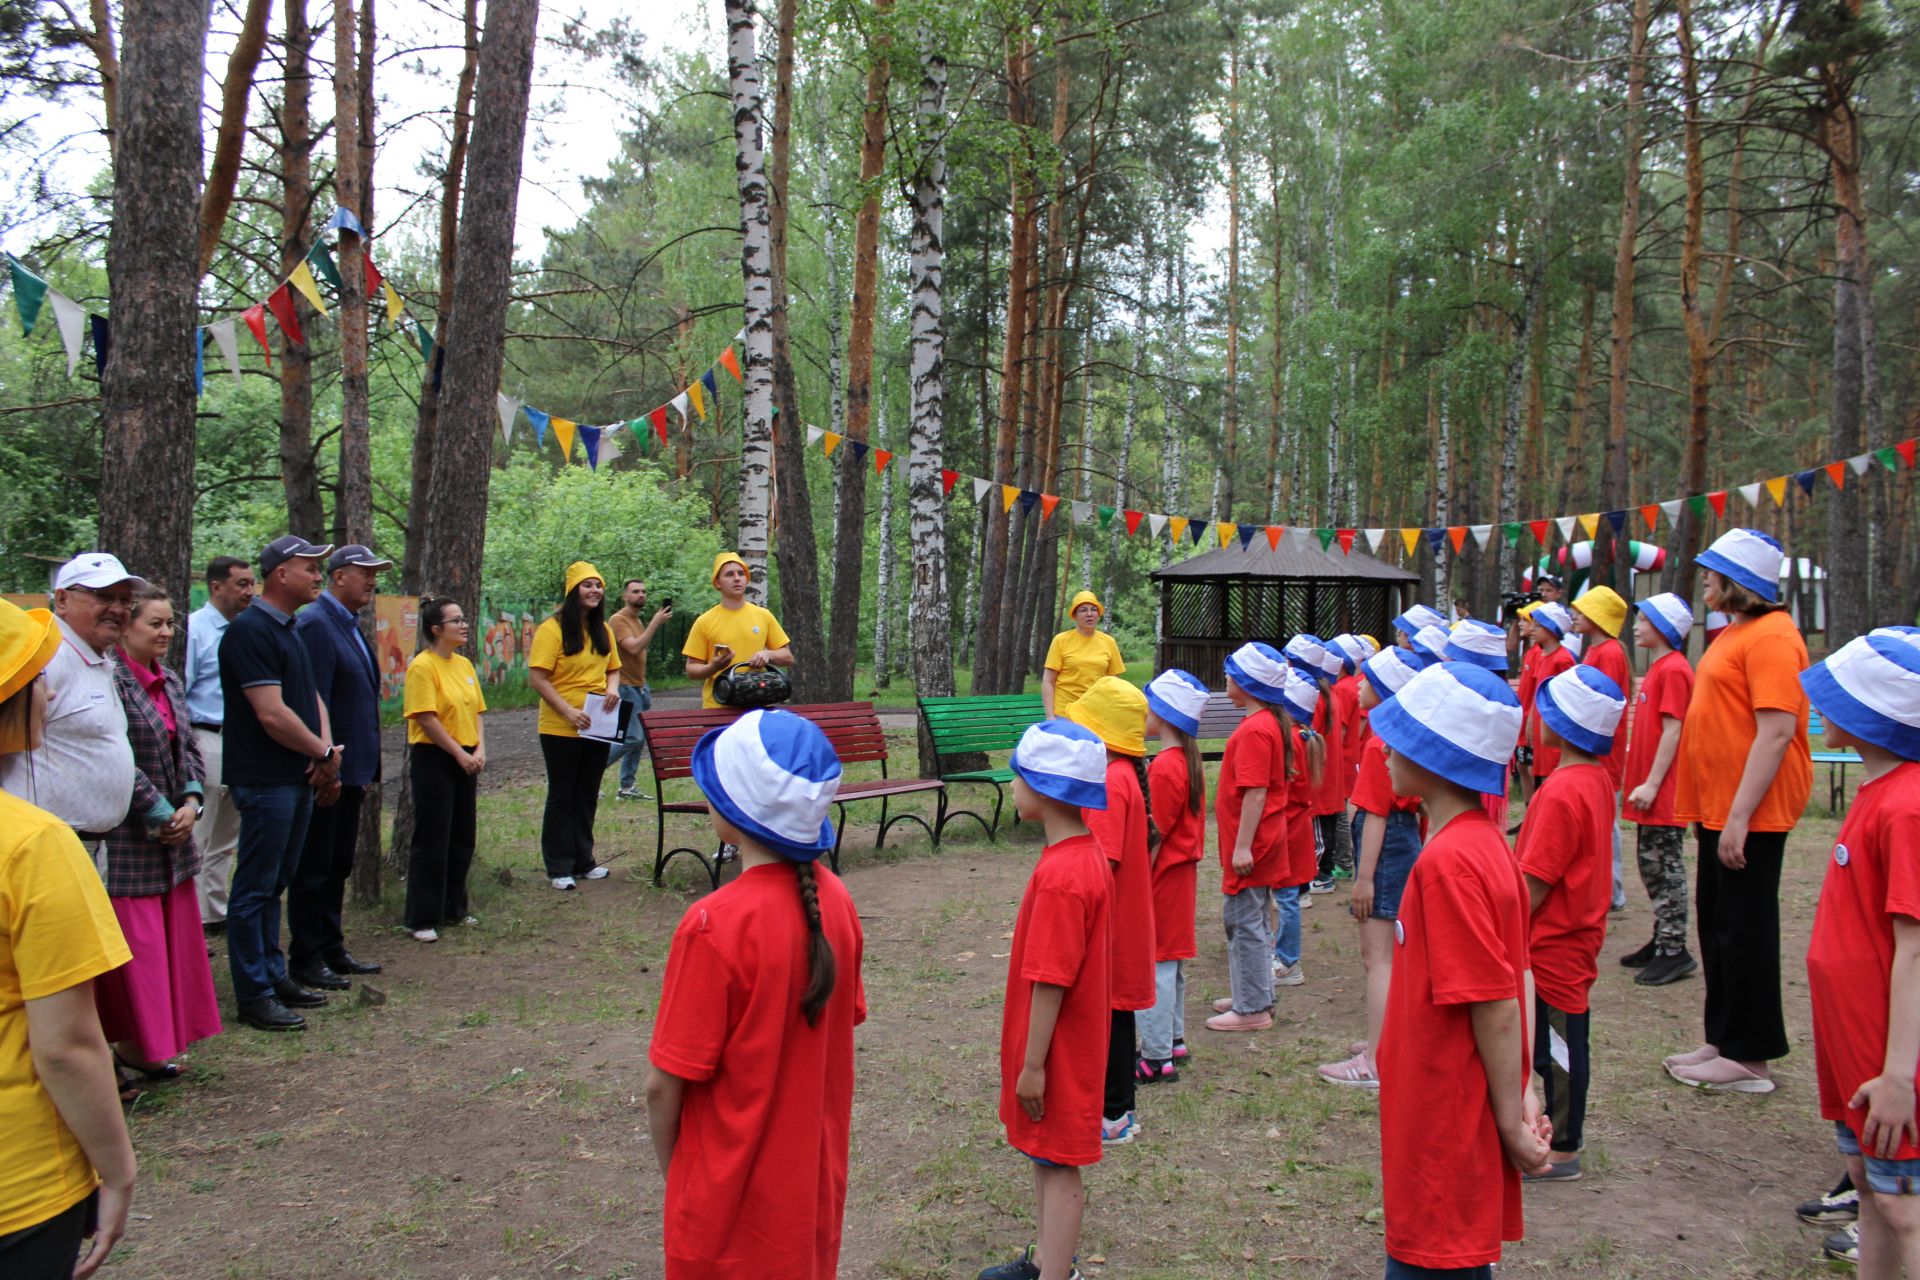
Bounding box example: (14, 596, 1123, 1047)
(1826, 461, 1848, 490)
(941, 468, 959, 495)
(1336, 528, 1356, 554)
(1123, 510, 1144, 536)
(265, 284, 305, 346)
(1706, 490, 1728, 517)
(1447, 526, 1467, 553)
(1639, 503, 1661, 532)
(648, 405, 669, 445)
(1265, 525, 1283, 550)
(873, 448, 893, 474)
(1529, 519, 1551, 546)
(1039, 493, 1060, 522)
(1898, 439, 1917, 470)
(364, 256, 384, 293)
(241, 303, 273, 368)
(719, 345, 743, 383)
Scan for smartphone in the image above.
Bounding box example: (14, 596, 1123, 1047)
(661, 597, 673, 610)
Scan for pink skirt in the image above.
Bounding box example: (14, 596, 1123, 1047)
(95, 879, 223, 1063)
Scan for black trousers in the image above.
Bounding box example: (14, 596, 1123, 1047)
(1695, 824, 1790, 1062)
(405, 745, 477, 929)
(1103, 1008, 1137, 1121)
(1532, 997, 1591, 1153)
(0, 1192, 93, 1280)
(539, 734, 610, 878)
(288, 783, 365, 970)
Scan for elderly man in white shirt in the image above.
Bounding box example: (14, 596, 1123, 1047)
(184, 555, 256, 927)
(0, 553, 146, 850)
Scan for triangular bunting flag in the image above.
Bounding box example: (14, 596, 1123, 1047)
(580, 424, 603, 469)
(7, 255, 48, 335)
(1315, 528, 1336, 551)
(191, 324, 201, 394)
(1039, 493, 1060, 521)
(942, 469, 960, 496)
(1577, 513, 1599, 539)
(1529, 519, 1551, 546)
(551, 417, 577, 460)
(209, 317, 241, 385)
(1365, 528, 1386, 552)
(523, 406, 550, 445)
(1188, 520, 1208, 546)
(325, 207, 366, 236)
(241, 304, 272, 367)
(305, 244, 342, 290)
(1167, 516, 1189, 543)
(288, 261, 330, 315)
(1001, 484, 1019, 513)
(849, 440, 870, 463)
(381, 281, 405, 325)
(1469, 524, 1493, 549)
(626, 419, 649, 452)
(1502, 522, 1523, 547)
(1017, 489, 1039, 514)
(1337, 528, 1356, 554)
(495, 392, 520, 445)
(1447, 526, 1468, 553)
(650, 406, 670, 446)
(688, 379, 708, 421)
(1149, 513, 1168, 538)
(1555, 515, 1577, 543)
(266, 285, 305, 345)
(822, 430, 842, 456)
(414, 318, 434, 365)
(1875, 447, 1900, 472)
(972, 477, 993, 504)
(1216, 522, 1236, 549)
(363, 255, 383, 295)
(1424, 528, 1447, 551)
(1847, 453, 1872, 476)
(598, 427, 623, 468)
(1707, 491, 1728, 517)
(1765, 476, 1788, 506)
(806, 425, 824, 446)
(1686, 494, 1709, 518)
(719, 345, 743, 383)
(1738, 483, 1762, 508)
(90, 315, 110, 377)
(1071, 500, 1091, 525)
(1898, 439, 1917, 470)
(1268, 526, 1285, 550)
(1825, 461, 1847, 489)
(1401, 528, 1422, 556)
(1238, 524, 1258, 549)
(1124, 510, 1145, 537)
(47, 291, 85, 378)
(873, 448, 893, 473)
(1659, 499, 1682, 522)
(701, 370, 719, 407)
(1603, 510, 1627, 534)
(1797, 469, 1818, 495)
(1098, 505, 1116, 530)
(1639, 504, 1661, 532)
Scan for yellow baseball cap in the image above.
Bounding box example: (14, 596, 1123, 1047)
(711, 552, 749, 586)
(1572, 584, 1628, 638)
(1062, 676, 1146, 757)
(1066, 589, 1103, 620)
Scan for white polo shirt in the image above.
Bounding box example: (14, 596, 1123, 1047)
(0, 616, 136, 833)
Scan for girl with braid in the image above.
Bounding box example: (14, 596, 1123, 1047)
(1136, 670, 1212, 1083)
(645, 710, 865, 1280)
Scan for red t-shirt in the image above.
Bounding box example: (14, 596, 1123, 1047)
(1515, 763, 1615, 1014)
(999, 834, 1114, 1167)
(1580, 637, 1631, 791)
(1084, 759, 1155, 1011)
(1284, 723, 1319, 888)
(1527, 644, 1577, 777)
(1352, 736, 1424, 816)
(1336, 674, 1369, 796)
(1216, 710, 1293, 895)
(649, 864, 867, 1279)
(1807, 762, 1920, 1159)
(1621, 650, 1694, 826)
(1378, 810, 1530, 1270)
(1147, 747, 1204, 962)
(1516, 645, 1542, 721)
(1311, 683, 1351, 816)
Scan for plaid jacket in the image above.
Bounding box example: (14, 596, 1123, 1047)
(103, 659, 205, 896)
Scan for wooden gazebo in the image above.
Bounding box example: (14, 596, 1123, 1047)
(1150, 536, 1420, 689)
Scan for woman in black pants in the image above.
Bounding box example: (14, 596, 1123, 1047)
(403, 597, 487, 942)
(528, 562, 622, 889)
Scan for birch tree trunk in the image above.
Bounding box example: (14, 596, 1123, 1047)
(1434, 369, 1451, 596)
(873, 377, 894, 688)
(1499, 255, 1538, 597)
(1323, 65, 1347, 525)
(1217, 35, 1241, 520)
(727, 0, 776, 600)
(278, 0, 324, 539)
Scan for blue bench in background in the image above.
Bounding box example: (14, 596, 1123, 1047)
(1808, 710, 1863, 815)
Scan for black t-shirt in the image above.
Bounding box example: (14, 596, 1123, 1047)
(220, 598, 323, 788)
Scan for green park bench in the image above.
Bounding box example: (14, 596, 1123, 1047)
(1808, 709, 1863, 815)
(916, 694, 1045, 841)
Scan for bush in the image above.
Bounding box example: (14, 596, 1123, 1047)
(484, 465, 721, 608)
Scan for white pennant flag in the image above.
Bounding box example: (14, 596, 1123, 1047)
(1470, 524, 1493, 549)
(1659, 499, 1682, 522)
(1849, 453, 1872, 476)
(971, 477, 992, 504)
(1071, 500, 1091, 525)
(734, 327, 747, 343)
(806, 425, 823, 446)
(1364, 528, 1386, 552)
(598, 428, 623, 468)
(495, 392, 520, 445)
(1555, 515, 1578, 543)
(1291, 526, 1313, 543)
(670, 392, 690, 423)
(208, 318, 242, 385)
(48, 291, 85, 378)
(1148, 513, 1168, 538)
(1738, 482, 1762, 508)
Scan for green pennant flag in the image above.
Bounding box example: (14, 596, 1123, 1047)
(8, 255, 48, 336)
(1502, 522, 1523, 547)
(1876, 446, 1901, 471)
(306, 244, 342, 290)
(1313, 528, 1334, 550)
(1098, 505, 1115, 530)
(627, 419, 650, 452)
(1686, 494, 1708, 518)
(413, 317, 434, 364)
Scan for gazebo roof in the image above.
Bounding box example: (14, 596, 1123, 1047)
(1150, 537, 1419, 583)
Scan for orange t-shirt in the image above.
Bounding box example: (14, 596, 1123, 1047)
(1673, 610, 1812, 832)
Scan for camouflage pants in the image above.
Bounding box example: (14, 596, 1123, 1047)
(1635, 824, 1689, 956)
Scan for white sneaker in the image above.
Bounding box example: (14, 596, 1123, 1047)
(551, 876, 577, 891)
(411, 928, 438, 943)
(1273, 960, 1305, 986)
(617, 786, 642, 800)
(583, 866, 610, 881)
(458, 915, 480, 927)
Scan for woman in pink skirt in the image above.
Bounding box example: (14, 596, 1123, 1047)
(100, 585, 222, 1080)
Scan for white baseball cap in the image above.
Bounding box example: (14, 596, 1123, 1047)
(53, 552, 145, 592)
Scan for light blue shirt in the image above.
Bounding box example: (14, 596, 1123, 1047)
(183, 599, 232, 726)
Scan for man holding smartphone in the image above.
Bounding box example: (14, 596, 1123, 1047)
(610, 579, 673, 799)
(682, 552, 792, 709)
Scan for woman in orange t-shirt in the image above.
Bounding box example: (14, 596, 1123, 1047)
(1664, 529, 1811, 1094)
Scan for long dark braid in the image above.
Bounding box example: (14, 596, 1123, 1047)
(1159, 723, 1205, 816)
(1128, 755, 1162, 852)
(795, 862, 837, 1026)
(1263, 702, 1298, 779)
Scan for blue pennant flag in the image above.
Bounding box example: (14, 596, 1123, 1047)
(1424, 527, 1446, 550)
(92, 315, 112, 379)
(1188, 519, 1207, 546)
(326, 207, 366, 237)
(1016, 489, 1039, 514)
(1796, 469, 1817, 495)
(849, 439, 870, 462)
(580, 425, 602, 470)
(1604, 509, 1627, 533)
(523, 406, 550, 445)
(701, 369, 718, 403)
(1236, 523, 1258, 549)
(192, 325, 203, 395)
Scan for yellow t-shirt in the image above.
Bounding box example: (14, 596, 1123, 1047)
(681, 602, 791, 709)
(404, 649, 487, 747)
(1043, 628, 1126, 712)
(0, 791, 132, 1236)
(528, 616, 622, 738)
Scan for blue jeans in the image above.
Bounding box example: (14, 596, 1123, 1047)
(1385, 1259, 1491, 1280)
(227, 783, 314, 1001)
(611, 683, 652, 790)
(1272, 885, 1302, 968)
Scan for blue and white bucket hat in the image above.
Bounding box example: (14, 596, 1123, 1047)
(1870, 625, 1920, 648)
(1224, 641, 1293, 705)
(1367, 662, 1523, 796)
(1279, 665, 1320, 725)
(1633, 592, 1694, 651)
(1312, 642, 1348, 681)
(1362, 645, 1426, 702)
(1283, 634, 1329, 680)
(1535, 666, 1626, 757)
(1530, 601, 1573, 639)
(1329, 633, 1372, 674)
(1145, 669, 1210, 738)
(1800, 634, 1920, 761)
(1392, 603, 1449, 638)
(690, 709, 842, 862)
(1697, 527, 1784, 602)
(1010, 718, 1110, 810)
(1410, 624, 1452, 665)
(1444, 618, 1509, 673)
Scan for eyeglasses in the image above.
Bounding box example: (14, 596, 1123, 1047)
(70, 586, 134, 607)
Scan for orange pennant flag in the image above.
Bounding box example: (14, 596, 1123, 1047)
(1265, 525, 1283, 550)
(873, 448, 893, 473)
(1447, 526, 1468, 553)
(1400, 528, 1422, 556)
(1825, 460, 1847, 490)
(1639, 504, 1661, 532)
(1001, 484, 1019, 513)
(822, 431, 842, 456)
(1039, 493, 1060, 522)
(719, 345, 743, 382)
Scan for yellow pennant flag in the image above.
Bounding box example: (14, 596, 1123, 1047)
(288, 261, 330, 315)
(1001, 484, 1019, 513)
(688, 380, 708, 421)
(1578, 512, 1600, 539)
(381, 281, 405, 325)
(822, 431, 843, 457)
(1765, 475, 1788, 507)
(551, 417, 577, 460)
(1167, 515, 1189, 544)
(1216, 522, 1235, 549)
(1400, 528, 1422, 556)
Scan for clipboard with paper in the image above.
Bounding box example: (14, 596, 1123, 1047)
(579, 695, 631, 744)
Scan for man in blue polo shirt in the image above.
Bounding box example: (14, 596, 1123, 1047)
(220, 535, 342, 1032)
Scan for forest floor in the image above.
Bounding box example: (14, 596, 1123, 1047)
(106, 723, 1854, 1280)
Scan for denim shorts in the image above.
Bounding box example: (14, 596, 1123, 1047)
(1353, 809, 1422, 922)
(1836, 1120, 1920, 1195)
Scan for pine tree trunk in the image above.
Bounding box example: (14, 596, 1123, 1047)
(333, 0, 372, 546)
(726, 0, 776, 599)
(1672, 0, 1711, 599)
(1323, 65, 1347, 525)
(196, 0, 270, 279)
(278, 0, 324, 539)
(1598, 0, 1651, 591)
(97, 0, 209, 637)
(1825, 84, 1868, 643)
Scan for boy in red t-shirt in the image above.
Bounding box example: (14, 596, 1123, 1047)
(1620, 593, 1698, 987)
(1524, 603, 1578, 789)
(1801, 634, 1920, 1278)
(981, 720, 1113, 1280)
(1515, 666, 1626, 1183)
(1369, 661, 1549, 1276)
(1571, 585, 1632, 912)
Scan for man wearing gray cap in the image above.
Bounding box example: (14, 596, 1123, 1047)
(288, 545, 391, 990)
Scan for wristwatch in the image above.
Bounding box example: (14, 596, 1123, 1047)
(316, 744, 340, 766)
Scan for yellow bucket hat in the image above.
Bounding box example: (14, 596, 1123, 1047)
(0, 598, 59, 705)
(1572, 584, 1628, 638)
(1067, 589, 1103, 620)
(1062, 676, 1147, 757)
(563, 561, 604, 599)
(711, 551, 750, 586)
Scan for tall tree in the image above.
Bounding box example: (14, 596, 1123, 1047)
(196, 0, 271, 279)
(333, 0, 372, 545)
(278, 0, 324, 537)
(1596, 0, 1651, 590)
(726, 0, 775, 598)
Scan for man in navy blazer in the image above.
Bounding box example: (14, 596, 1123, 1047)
(288, 545, 391, 988)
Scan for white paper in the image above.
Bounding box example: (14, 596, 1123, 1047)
(579, 697, 627, 744)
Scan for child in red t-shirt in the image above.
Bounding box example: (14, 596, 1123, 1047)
(1515, 666, 1626, 1183)
(1272, 671, 1325, 986)
(1571, 585, 1632, 912)
(1513, 607, 1544, 808)
(981, 720, 1114, 1280)
(1800, 633, 1920, 1276)
(1368, 661, 1550, 1276)
(1525, 603, 1578, 787)
(1061, 676, 1155, 1146)
(646, 710, 866, 1280)
(1136, 670, 1212, 1083)
(1620, 593, 1698, 987)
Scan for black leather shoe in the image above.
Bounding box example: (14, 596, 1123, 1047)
(273, 978, 327, 1007)
(291, 963, 350, 991)
(328, 950, 382, 975)
(237, 997, 307, 1031)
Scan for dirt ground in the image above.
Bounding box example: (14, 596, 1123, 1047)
(106, 730, 1854, 1279)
